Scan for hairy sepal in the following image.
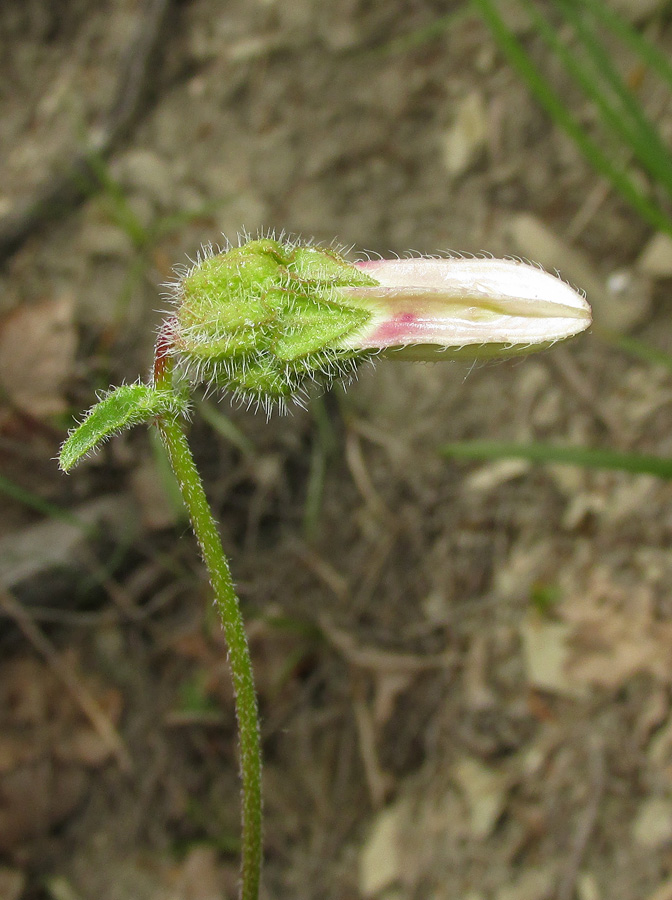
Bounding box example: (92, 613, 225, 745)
(170, 239, 378, 410)
(59, 383, 189, 472)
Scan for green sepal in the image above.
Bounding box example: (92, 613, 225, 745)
(173, 239, 378, 407)
(59, 383, 189, 472)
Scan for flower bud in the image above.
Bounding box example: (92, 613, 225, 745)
(168, 239, 591, 409)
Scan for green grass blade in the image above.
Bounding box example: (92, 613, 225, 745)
(519, 0, 672, 198)
(599, 329, 672, 373)
(580, 0, 672, 93)
(470, 0, 672, 235)
(553, 0, 672, 198)
(371, 7, 473, 56)
(151, 202, 222, 240)
(85, 153, 150, 250)
(148, 427, 190, 524)
(198, 399, 256, 458)
(558, 0, 655, 130)
(302, 394, 337, 539)
(0, 474, 92, 532)
(440, 440, 672, 479)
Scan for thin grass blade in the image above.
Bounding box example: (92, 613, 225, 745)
(470, 0, 672, 235)
(519, 0, 672, 198)
(553, 0, 672, 198)
(0, 474, 93, 533)
(580, 0, 672, 93)
(440, 439, 672, 479)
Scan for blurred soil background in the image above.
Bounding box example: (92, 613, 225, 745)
(2, 1, 672, 898)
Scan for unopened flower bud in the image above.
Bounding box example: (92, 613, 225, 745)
(168, 239, 591, 409)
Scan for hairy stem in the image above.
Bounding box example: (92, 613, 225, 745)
(154, 334, 261, 900)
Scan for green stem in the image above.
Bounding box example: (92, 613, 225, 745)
(153, 335, 261, 900)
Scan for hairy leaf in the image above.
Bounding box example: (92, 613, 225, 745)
(60, 383, 188, 472)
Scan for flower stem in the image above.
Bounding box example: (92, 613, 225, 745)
(154, 373, 261, 899)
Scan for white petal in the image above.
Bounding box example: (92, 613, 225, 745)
(341, 258, 591, 355)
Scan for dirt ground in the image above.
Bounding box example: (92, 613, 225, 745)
(2, 1, 672, 899)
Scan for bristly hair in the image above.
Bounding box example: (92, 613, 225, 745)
(160, 231, 382, 416)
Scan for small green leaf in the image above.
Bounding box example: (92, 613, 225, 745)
(60, 383, 189, 472)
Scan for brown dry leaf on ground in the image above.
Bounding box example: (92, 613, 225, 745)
(561, 569, 672, 690)
(358, 772, 487, 899)
(0, 867, 25, 900)
(165, 846, 229, 900)
(0, 761, 89, 854)
(0, 653, 123, 851)
(522, 559, 672, 696)
(0, 293, 77, 417)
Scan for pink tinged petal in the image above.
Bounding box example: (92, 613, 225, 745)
(340, 258, 591, 358)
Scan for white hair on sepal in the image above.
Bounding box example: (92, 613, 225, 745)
(333, 239, 357, 258)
